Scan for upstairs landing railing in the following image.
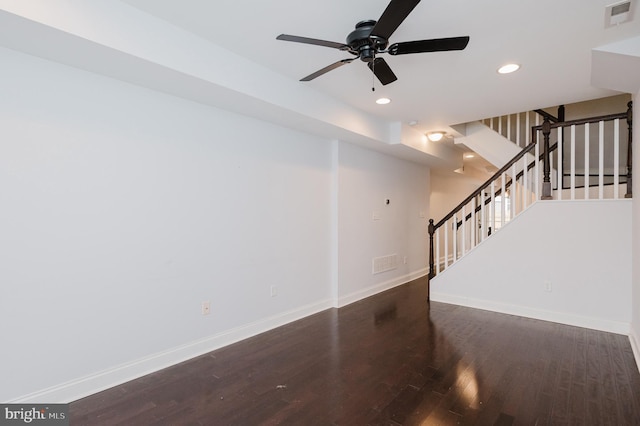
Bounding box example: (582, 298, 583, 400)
(481, 106, 563, 148)
(428, 102, 632, 284)
(539, 103, 633, 200)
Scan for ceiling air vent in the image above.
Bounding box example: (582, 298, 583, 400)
(605, 0, 634, 28)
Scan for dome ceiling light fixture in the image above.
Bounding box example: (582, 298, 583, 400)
(376, 97, 391, 105)
(427, 131, 445, 142)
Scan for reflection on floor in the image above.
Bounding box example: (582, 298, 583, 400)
(70, 277, 640, 425)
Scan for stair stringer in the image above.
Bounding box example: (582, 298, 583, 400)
(455, 121, 530, 169)
(430, 199, 632, 334)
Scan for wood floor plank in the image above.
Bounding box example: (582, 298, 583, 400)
(69, 277, 640, 425)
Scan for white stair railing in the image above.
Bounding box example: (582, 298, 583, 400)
(482, 111, 543, 148)
(428, 102, 633, 281)
(537, 103, 632, 201)
(429, 141, 540, 276)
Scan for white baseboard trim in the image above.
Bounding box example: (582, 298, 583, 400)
(630, 326, 640, 374)
(337, 268, 428, 308)
(9, 298, 334, 404)
(431, 292, 630, 335)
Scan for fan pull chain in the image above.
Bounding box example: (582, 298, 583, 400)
(371, 56, 376, 92)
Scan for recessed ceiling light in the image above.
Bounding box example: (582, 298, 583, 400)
(427, 132, 445, 142)
(376, 97, 391, 105)
(498, 63, 520, 74)
(464, 153, 475, 159)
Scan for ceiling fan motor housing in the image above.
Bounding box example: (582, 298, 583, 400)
(347, 20, 388, 62)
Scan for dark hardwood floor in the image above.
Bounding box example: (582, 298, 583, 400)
(70, 277, 640, 425)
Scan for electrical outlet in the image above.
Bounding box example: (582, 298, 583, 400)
(202, 301, 211, 315)
(403, 256, 407, 264)
(544, 281, 552, 293)
(270, 285, 278, 297)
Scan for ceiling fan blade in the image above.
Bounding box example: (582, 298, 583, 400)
(367, 57, 398, 85)
(277, 34, 350, 51)
(370, 0, 421, 41)
(300, 58, 356, 82)
(388, 36, 470, 55)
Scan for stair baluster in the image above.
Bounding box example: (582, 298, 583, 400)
(428, 105, 632, 290)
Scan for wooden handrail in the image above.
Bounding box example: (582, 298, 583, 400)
(428, 102, 632, 282)
(534, 109, 560, 123)
(434, 141, 537, 230)
(435, 109, 631, 231)
(453, 166, 628, 229)
(459, 139, 563, 225)
(531, 111, 628, 130)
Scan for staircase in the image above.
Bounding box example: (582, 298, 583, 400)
(428, 101, 633, 285)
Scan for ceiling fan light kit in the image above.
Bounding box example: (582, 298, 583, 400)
(276, 0, 470, 86)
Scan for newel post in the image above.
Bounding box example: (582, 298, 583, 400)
(625, 101, 633, 198)
(428, 219, 434, 301)
(541, 117, 553, 200)
(428, 219, 435, 279)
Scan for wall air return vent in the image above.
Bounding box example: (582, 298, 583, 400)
(605, 0, 634, 28)
(372, 254, 398, 275)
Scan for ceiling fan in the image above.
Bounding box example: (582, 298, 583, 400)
(276, 0, 470, 86)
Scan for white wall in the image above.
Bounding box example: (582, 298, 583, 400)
(0, 46, 432, 402)
(0, 47, 335, 402)
(336, 142, 430, 305)
(431, 200, 632, 334)
(429, 170, 486, 221)
(561, 94, 631, 120)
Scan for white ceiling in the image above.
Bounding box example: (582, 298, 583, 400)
(0, 0, 637, 171)
(120, 0, 639, 136)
